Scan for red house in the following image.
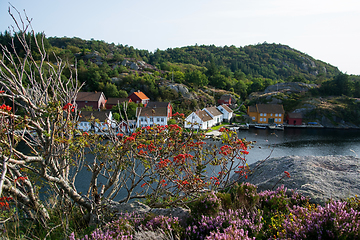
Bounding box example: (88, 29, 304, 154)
(218, 94, 236, 106)
(106, 98, 132, 109)
(128, 90, 150, 107)
(286, 112, 303, 125)
(76, 92, 107, 110)
(118, 120, 137, 133)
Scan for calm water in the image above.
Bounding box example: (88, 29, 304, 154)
(235, 128, 360, 165)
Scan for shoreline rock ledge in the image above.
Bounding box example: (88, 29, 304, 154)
(233, 155, 360, 205)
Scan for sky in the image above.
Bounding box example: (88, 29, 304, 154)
(1, 0, 360, 75)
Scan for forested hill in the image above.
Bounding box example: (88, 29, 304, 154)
(45, 36, 341, 82)
(148, 43, 340, 81)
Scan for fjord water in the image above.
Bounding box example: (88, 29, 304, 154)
(236, 128, 360, 165)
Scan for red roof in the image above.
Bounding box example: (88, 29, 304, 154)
(131, 91, 149, 100)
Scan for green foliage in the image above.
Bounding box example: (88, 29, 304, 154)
(221, 183, 260, 210)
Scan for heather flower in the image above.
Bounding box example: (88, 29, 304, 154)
(206, 226, 255, 240)
(185, 208, 263, 240)
(280, 200, 360, 239)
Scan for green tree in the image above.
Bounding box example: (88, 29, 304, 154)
(185, 70, 209, 87)
(335, 73, 351, 96)
(118, 89, 128, 98)
(104, 82, 119, 97)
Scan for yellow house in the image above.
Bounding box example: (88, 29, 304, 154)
(247, 104, 285, 124)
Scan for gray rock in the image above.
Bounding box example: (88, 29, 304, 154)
(168, 83, 196, 99)
(107, 201, 151, 215)
(232, 155, 360, 205)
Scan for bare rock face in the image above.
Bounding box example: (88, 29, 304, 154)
(168, 83, 196, 99)
(232, 155, 360, 205)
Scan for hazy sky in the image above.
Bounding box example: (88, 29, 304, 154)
(1, 0, 359, 75)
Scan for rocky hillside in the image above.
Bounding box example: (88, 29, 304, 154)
(248, 82, 360, 128)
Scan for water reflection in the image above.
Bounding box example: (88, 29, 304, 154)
(236, 128, 360, 165)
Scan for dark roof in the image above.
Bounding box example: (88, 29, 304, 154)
(195, 110, 213, 122)
(137, 107, 168, 117)
(107, 98, 130, 105)
(219, 104, 233, 113)
(248, 106, 257, 113)
(146, 102, 170, 108)
(287, 112, 302, 118)
(76, 92, 105, 102)
(256, 104, 284, 114)
(78, 110, 111, 122)
(205, 106, 222, 117)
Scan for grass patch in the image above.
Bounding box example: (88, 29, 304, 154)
(211, 123, 228, 130)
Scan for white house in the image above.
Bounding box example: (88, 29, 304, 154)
(136, 106, 171, 127)
(217, 104, 233, 122)
(184, 110, 213, 130)
(203, 107, 223, 127)
(78, 110, 116, 133)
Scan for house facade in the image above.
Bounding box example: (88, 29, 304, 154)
(217, 104, 233, 122)
(247, 104, 285, 124)
(76, 92, 107, 110)
(203, 106, 223, 127)
(136, 106, 171, 127)
(218, 94, 236, 106)
(286, 112, 303, 125)
(146, 102, 173, 118)
(77, 110, 116, 133)
(184, 110, 213, 130)
(128, 90, 150, 106)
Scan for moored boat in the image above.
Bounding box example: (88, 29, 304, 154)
(268, 124, 284, 130)
(254, 124, 267, 129)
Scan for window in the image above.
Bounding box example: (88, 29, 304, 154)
(157, 118, 160, 122)
(271, 114, 273, 116)
(260, 113, 263, 116)
(275, 114, 278, 117)
(278, 118, 281, 122)
(252, 117, 255, 120)
(260, 118, 263, 122)
(264, 113, 267, 116)
(192, 115, 195, 120)
(275, 118, 278, 122)
(279, 114, 282, 117)
(150, 117, 153, 122)
(161, 118, 164, 122)
(263, 118, 266, 122)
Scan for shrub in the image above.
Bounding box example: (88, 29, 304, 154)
(188, 191, 221, 218)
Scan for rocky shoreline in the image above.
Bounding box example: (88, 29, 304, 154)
(233, 155, 360, 205)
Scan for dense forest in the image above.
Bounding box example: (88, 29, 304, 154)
(1, 31, 360, 115)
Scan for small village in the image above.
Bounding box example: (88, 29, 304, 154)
(75, 89, 323, 136)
